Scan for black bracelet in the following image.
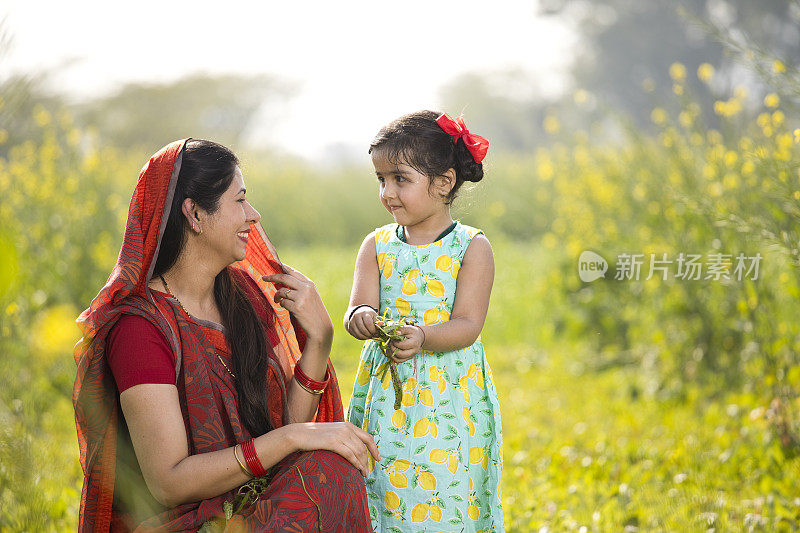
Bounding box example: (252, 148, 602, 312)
(347, 304, 378, 323)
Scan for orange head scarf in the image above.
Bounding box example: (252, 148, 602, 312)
(73, 139, 344, 531)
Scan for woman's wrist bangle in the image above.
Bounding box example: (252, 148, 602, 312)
(294, 363, 330, 393)
(417, 325, 426, 349)
(347, 304, 377, 323)
(240, 438, 268, 477)
(234, 444, 253, 478)
(295, 379, 324, 395)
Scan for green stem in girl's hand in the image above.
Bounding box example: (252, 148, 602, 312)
(373, 309, 417, 410)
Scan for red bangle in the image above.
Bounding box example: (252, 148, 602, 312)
(294, 364, 330, 393)
(240, 438, 268, 478)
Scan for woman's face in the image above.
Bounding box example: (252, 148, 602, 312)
(200, 166, 261, 265)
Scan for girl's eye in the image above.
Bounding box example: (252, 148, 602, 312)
(396, 175, 406, 182)
(377, 176, 385, 183)
(238, 198, 246, 203)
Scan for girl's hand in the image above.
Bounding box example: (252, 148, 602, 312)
(347, 306, 381, 340)
(263, 265, 334, 346)
(388, 325, 424, 362)
(287, 421, 380, 477)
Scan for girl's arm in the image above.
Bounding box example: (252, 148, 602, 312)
(343, 232, 381, 340)
(390, 234, 494, 360)
(120, 384, 379, 508)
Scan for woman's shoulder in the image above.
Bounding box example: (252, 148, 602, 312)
(107, 313, 176, 393)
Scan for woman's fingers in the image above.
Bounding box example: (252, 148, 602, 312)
(350, 423, 380, 461)
(262, 273, 304, 290)
(281, 264, 313, 283)
(340, 436, 371, 476)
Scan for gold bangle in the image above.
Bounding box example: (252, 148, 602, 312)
(234, 444, 253, 478)
(295, 377, 324, 395)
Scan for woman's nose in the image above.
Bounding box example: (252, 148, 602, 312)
(246, 202, 261, 224)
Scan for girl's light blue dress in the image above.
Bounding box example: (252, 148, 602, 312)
(348, 221, 504, 533)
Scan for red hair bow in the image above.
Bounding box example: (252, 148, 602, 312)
(436, 113, 489, 164)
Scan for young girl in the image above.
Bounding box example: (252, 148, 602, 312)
(345, 111, 503, 532)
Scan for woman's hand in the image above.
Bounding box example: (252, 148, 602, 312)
(347, 306, 381, 340)
(286, 422, 380, 476)
(388, 325, 424, 362)
(263, 265, 334, 346)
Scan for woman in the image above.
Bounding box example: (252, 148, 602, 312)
(73, 139, 378, 532)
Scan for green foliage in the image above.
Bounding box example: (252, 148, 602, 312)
(3, 21, 800, 530)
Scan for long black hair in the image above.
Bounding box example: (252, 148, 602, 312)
(153, 139, 273, 437)
(369, 110, 484, 204)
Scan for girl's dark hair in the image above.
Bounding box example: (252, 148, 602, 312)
(153, 139, 274, 437)
(368, 110, 484, 204)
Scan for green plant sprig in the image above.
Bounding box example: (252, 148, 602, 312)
(373, 308, 417, 409)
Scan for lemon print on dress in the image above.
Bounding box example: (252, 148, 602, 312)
(411, 463, 437, 490)
(401, 378, 418, 407)
(421, 273, 445, 297)
(401, 267, 420, 295)
(419, 385, 434, 407)
(467, 362, 485, 390)
(395, 297, 412, 316)
(469, 445, 490, 470)
(391, 409, 407, 429)
(411, 494, 445, 522)
(413, 411, 439, 438)
(463, 405, 476, 436)
(429, 365, 449, 394)
(355, 360, 371, 386)
(429, 446, 461, 474)
(468, 490, 481, 520)
(383, 457, 411, 488)
(423, 300, 450, 325)
(384, 490, 406, 520)
(379, 252, 396, 279)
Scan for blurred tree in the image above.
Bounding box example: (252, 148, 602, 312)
(73, 74, 294, 152)
(537, 0, 800, 125)
(0, 22, 66, 157)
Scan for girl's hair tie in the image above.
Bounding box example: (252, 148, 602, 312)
(435, 113, 489, 164)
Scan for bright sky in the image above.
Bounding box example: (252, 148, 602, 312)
(1, 0, 575, 160)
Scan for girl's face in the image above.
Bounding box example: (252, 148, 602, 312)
(372, 150, 450, 228)
(197, 166, 261, 265)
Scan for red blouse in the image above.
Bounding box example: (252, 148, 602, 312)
(106, 272, 268, 393)
(106, 313, 176, 393)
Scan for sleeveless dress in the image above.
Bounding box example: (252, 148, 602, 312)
(348, 221, 504, 533)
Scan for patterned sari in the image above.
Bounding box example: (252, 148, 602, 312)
(73, 139, 370, 532)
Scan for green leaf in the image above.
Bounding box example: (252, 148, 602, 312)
(392, 440, 406, 448)
(389, 527, 403, 533)
(441, 413, 456, 419)
(439, 398, 450, 406)
(353, 405, 364, 414)
(448, 479, 461, 488)
(354, 391, 367, 398)
(450, 494, 464, 502)
(414, 444, 426, 455)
